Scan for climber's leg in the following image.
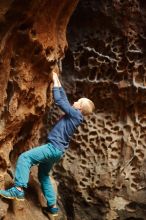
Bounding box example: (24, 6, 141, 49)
(0, 143, 62, 201)
(38, 147, 63, 216)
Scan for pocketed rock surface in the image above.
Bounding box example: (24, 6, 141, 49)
(51, 1, 146, 220)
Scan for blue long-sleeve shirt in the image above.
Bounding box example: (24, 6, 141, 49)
(47, 87, 83, 152)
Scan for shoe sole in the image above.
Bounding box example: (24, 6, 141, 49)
(50, 214, 58, 217)
(43, 210, 58, 217)
(0, 194, 25, 201)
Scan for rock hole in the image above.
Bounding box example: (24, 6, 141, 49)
(111, 154, 118, 159)
(106, 136, 112, 141)
(89, 68, 96, 80)
(0, 156, 7, 171)
(31, 29, 36, 37)
(34, 44, 42, 55)
(18, 22, 32, 31)
(6, 80, 14, 105)
(45, 47, 53, 56)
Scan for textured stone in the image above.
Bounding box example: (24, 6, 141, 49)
(0, 199, 9, 219)
(1, 0, 146, 220)
(51, 0, 146, 219)
(0, 0, 78, 219)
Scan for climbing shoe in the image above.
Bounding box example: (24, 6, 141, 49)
(0, 187, 25, 201)
(42, 206, 59, 217)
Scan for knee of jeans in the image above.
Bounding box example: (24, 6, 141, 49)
(18, 152, 28, 162)
(38, 173, 47, 182)
(38, 170, 50, 182)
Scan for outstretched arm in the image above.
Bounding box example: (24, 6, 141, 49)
(52, 71, 69, 103)
(52, 72, 78, 117)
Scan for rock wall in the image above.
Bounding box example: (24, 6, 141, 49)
(0, 0, 78, 219)
(51, 0, 146, 220)
(1, 0, 146, 220)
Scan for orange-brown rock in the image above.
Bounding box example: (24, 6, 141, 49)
(0, 0, 78, 219)
(1, 0, 146, 220)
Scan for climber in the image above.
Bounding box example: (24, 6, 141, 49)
(0, 70, 95, 217)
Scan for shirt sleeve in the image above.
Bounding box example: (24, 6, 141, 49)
(53, 87, 82, 118)
(59, 87, 70, 105)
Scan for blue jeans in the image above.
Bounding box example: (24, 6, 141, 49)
(14, 143, 63, 206)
